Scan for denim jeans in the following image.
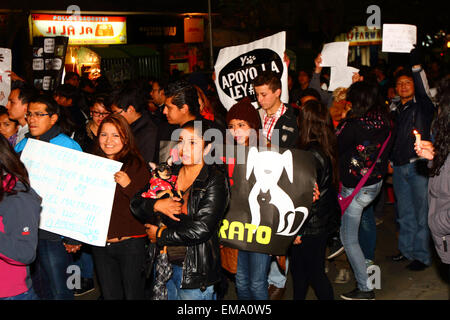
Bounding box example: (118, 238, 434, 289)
(0, 287, 40, 300)
(37, 239, 74, 300)
(91, 237, 147, 300)
(393, 161, 431, 265)
(72, 246, 94, 279)
(166, 264, 215, 300)
(268, 258, 289, 288)
(340, 181, 382, 292)
(235, 250, 271, 300)
(359, 204, 376, 261)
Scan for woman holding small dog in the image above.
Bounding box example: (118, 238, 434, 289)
(90, 114, 150, 300)
(144, 119, 230, 300)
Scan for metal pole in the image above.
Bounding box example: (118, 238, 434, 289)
(208, 0, 214, 70)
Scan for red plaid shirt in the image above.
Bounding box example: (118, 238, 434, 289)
(263, 103, 286, 142)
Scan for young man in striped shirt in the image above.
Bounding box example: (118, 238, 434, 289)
(253, 71, 298, 149)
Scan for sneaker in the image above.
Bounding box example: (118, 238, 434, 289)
(74, 278, 95, 296)
(365, 259, 374, 268)
(334, 268, 350, 284)
(406, 260, 428, 271)
(340, 288, 375, 300)
(326, 236, 345, 260)
(391, 253, 408, 262)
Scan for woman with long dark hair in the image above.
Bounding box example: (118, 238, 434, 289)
(0, 135, 41, 300)
(336, 81, 392, 300)
(90, 114, 150, 300)
(415, 77, 450, 278)
(137, 119, 230, 300)
(290, 99, 338, 300)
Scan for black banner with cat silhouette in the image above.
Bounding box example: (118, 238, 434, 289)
(218, 146, 316, 255)
(157, 141, 316, 256)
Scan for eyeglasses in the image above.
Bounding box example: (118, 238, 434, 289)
(91, 111, 110, 117)
(26, 112, 51, 119)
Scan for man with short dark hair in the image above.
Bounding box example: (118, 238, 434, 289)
(15, 94, 82, 300)
(5, 82, 36, 144)
(253, 71, 298, 149)
(111, 84, 158, 164)
(389, 48, 436, 271)
(150, 78, 169, 125)
(54, 84, 87, 133)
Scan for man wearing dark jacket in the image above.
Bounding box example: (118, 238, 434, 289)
(389, 48, 436, 271)
(253, 71, 298, 149)
(111, 85, 158, 164)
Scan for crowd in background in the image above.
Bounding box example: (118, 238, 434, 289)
(0, 45, 449, 301)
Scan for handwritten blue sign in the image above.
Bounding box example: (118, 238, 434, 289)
(20, 139, 123, 246)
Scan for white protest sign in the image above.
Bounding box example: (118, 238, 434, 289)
(214, 31, 288, 110)
(20, 139, 123, 246)
(328, 65, 360, 92)
(0, 48, 12, 106)
(382, 24, 417, 53)
(319, 42, 349, 67)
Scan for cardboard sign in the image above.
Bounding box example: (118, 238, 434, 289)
(20, 139, 123, 246)
(214, 32, 288, 110)
(382, 24, 417, 53)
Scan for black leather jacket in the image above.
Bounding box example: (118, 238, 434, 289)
(299, 143, 340, 237)
(130, 164, 230, 290)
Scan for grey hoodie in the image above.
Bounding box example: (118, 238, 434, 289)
(427, 155, 450, 264)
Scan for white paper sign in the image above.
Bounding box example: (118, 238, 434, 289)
(328, 66, 360, 92)
(214, 31, 288, 110)
(382, 24, 417, 53)
(0, 48, 12, 106)
(319, 42, 349, 67)
(20, 139, 123, 246)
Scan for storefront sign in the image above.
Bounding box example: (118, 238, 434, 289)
(30, 14, 127, 45)
(337, 26, 382, 46)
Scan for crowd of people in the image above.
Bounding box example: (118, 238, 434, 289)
(0, 45, 449, 301)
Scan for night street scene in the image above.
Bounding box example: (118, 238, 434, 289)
(0, 0, 449, 311)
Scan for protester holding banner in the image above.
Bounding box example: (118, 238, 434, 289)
(143, 119, 230, 300)
(290, 99, 338, 300)
(0, 135, 42, 300)
(336, 81, 393, 300)
(90, 114, 150, 300)
(224, 97, 273, 300)
(15, 94, 82, 300)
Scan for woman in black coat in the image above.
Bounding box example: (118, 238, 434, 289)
(290, 99, 338, 300)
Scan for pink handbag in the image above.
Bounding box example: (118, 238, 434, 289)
(338, 132, 391, 216)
